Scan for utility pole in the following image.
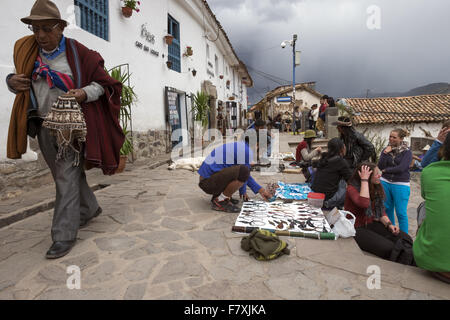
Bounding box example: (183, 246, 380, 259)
(292, 34, 297, 133)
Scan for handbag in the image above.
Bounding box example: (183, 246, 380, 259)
(42, 94, 87, 167)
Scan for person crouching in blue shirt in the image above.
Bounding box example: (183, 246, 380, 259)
(198, 138, 272, 213)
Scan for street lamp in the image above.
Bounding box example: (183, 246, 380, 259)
(281, 34, 299, 132)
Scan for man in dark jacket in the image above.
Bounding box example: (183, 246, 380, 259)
(333, 117, 376, 170)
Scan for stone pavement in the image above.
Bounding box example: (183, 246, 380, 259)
(0, 135, 448, 300)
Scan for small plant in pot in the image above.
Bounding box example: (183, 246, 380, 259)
(219, 75, 224, 79)
(121, 0, 140, 18)
(166, 60, 173, 68)
(106, 65, 138, 173)
(186, 46, 193, 56)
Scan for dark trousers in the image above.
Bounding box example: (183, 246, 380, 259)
(355, 221, 408, 260)
(308, 120, 316, 130)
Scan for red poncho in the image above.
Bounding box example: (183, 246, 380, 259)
(8, 36, 124, 175)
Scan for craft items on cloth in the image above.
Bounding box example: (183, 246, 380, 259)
(270, 152, 295, 162)
(275, 181, 312, 200)
(241, 229, 290, 261)
(42, 94, 87, 167)
(232, 200, 336, 240)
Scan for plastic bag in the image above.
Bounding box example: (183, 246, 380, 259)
(330, 210, 356, 238)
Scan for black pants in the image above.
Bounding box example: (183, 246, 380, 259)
(354, 221, 408, 260)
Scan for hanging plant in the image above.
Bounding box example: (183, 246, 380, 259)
(192, 69, 197, 77)
(121, 0, 140, 17)
(219, 75, 224, 79)
(186, 46, 193, 56)
(166, 60, 173, 68)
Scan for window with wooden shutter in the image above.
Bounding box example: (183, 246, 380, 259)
(74, 0, 109, 41)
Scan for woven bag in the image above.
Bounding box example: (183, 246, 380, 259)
(42, 94, 87, 166)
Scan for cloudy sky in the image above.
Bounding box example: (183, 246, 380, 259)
(207, 0, 450, 103)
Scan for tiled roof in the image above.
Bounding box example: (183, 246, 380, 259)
(344, 94, 450, 125)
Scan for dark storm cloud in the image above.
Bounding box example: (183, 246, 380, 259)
(206, 0, 450, 103)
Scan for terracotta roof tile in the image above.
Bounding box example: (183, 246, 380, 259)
(344, 94, 450, 125)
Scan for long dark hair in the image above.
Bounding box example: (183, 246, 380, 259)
(348, 162, 384, 202)
(305, 137, 314, 149)
(441, 133, 450, 160)
(318, 138, 344, 167)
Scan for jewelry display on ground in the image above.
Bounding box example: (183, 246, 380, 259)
(232, 199, 334, 238)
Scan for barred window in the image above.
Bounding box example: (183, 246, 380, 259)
(168, 15, 181, 73)
(74, 0, 109, 41)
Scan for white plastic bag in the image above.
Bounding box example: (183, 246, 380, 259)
(331, 210, 356, 238)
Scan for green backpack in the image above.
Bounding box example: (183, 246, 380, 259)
(241, 229, 290, 261)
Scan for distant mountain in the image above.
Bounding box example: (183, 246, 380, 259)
(362, 82, 450, 98)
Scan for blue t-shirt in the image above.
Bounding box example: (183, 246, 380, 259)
(198, 142, 262, 195)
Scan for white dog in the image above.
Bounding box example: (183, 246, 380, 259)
(168, 156, 205, 171)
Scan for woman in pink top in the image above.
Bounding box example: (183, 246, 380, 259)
(344, 162, 414, 264)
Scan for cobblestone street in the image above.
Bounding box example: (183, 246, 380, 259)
(0, 134, 449, 300)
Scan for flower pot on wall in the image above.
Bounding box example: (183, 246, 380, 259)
(219, 75, 224, 79)
(192, 69, 197, 76)
(186, 47, 193, 56)
(164, 35, 174, 45)
(122, 7, 133, 18)
(166, 60, 172, 68)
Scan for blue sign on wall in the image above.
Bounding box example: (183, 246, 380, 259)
(277, 96, 292, 102)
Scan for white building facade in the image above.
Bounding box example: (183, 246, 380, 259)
(0, 0, 252, 161)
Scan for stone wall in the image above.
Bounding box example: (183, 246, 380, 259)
(131, 129, 170, 160)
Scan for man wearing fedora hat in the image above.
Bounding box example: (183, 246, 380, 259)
(332, 116, 376, 170)
(6, 0, 125, 259)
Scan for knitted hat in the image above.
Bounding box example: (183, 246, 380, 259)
(21, 0, 68, 27)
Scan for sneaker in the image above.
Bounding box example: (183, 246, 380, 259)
(211, 198, 240, 213)
(211, 195, 239, 205)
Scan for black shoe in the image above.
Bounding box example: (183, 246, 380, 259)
(45, 240, 76, 259)
(211, 198, 240, 213)
(79, 207, 103, 228)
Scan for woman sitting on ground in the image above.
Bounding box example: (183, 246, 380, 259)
(311, 138, 352, 209)
(344, 162, 415, 265)
(413, 134, 450, 284)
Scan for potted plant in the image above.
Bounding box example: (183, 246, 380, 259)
(192, 69, 197, 77)
(219, 75, 224, 79)
(106, 65, 138, 173)
(166, 60, 173, 68)
(122, 0, 140, 18)
(186, 46, 193, 56)
(164, 34, 174, 45)
(191, 91, 210, 145)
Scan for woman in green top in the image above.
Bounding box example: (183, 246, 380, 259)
(413, 134, 450, 284)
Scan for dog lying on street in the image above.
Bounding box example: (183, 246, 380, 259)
(168, 156, 205, 171)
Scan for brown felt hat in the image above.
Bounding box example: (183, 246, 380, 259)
(21, 0, 68, 26)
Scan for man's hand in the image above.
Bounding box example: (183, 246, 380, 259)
(437, 127, 450, 143)
(258, 188, 272, 201)
(7, 74, 31, 92)
(67, 89, 87, 104)
(315, 146, 322, 153)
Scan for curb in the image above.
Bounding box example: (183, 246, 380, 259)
(0, 158, 171, 229)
